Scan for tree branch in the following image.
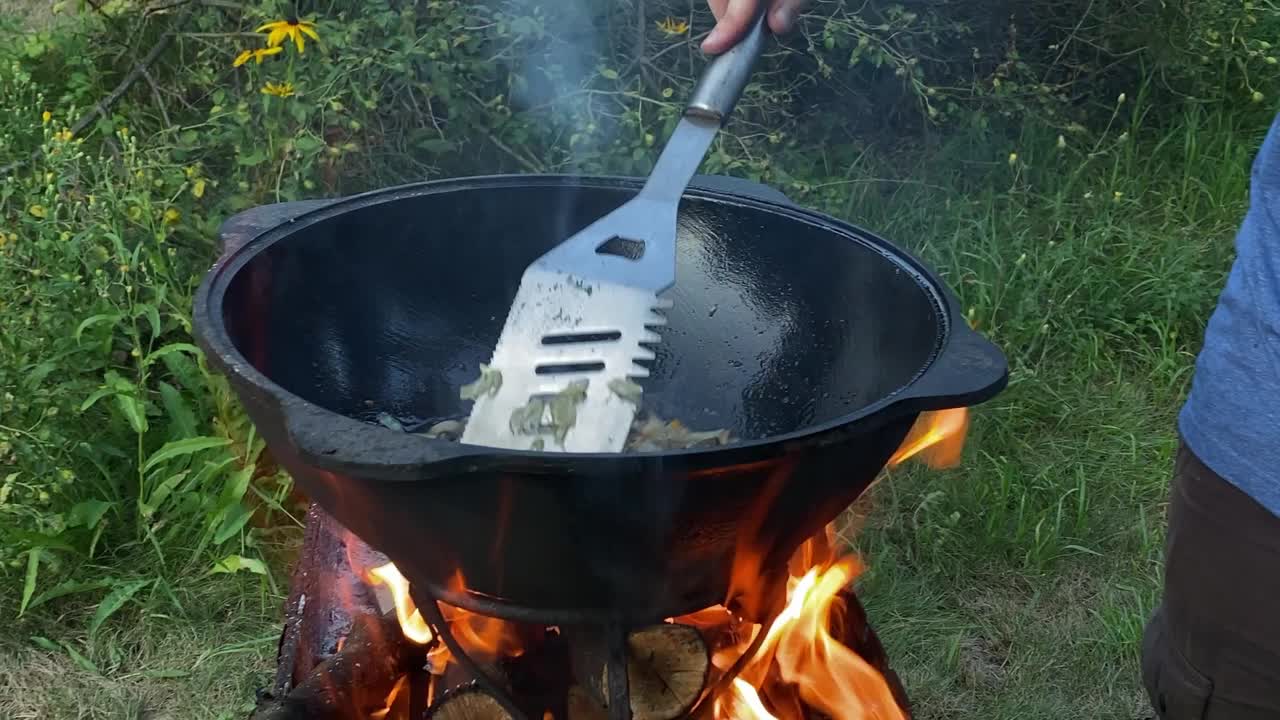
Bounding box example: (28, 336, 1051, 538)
(0, 9, 189, 177)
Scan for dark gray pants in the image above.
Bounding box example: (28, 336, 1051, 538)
(1142, 442, 1280, 719)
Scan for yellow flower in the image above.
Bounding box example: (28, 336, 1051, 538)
(193, 178, 207, 199)
(256, 17, 319, 53)
(54, 128, 73, 142)
(261, 81, 296, 98)
(163, 208, 182, 225)
(655, 17, 689, 36)
(28, 205, 47, 219)
(233, 45, 283, 67)
(41, 110, 51, 125)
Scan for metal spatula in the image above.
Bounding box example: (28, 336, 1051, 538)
(462, 11, 770, 454)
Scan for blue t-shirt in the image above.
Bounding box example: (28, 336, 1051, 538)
(1179, 112, 1280, 517)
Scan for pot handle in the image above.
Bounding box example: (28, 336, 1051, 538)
(691, 174, 795, 206)
(218, 198, 338, 258)
(896, 321, 1008, 411)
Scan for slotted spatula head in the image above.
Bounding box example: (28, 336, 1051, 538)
(461, 11, 770, 454)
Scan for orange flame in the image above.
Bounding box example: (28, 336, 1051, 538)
(696, 541, 904, 720)
(367, 563, 435, 645)
(888, 408, 969, 468)
(370, 675, 409, 720)
(364, 406, 972, 719)
(367, 563, 525, 678)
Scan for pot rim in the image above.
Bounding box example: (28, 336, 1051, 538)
(192, 173, 1007, 475)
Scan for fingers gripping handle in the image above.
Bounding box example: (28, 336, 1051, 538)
(687, 6, 771, 123)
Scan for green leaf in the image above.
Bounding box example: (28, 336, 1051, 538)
(158, 382, 199, 438)
(144, 343, 201, 368)
(294, 135, 324, 154)
(136, 304, 162, 339)
(289, 100, 308, 124)
(190, 456, 236, 493)
(27, 578, 115, 612)
(75, 313, 122, 342)
(88, 579, 152, 637)
(211, 554, 268, 575)
(114, 395, 148, 434)
(105, 370, 134, 393)
(416, 138, 455, 154)
(20, 548, 41, 616)
(143, 436, 229, 473)
(66, 499, 112, 529)
(62, 642, 100, 674)
(214, 505, 254, 544)
(140, 471, 188, 519)
(160, 349, 203, 390)
(5, 529, 75, 552)
(237, 149, 267, 167)
(80, 386, 117, 412)
(31, 636, 60, 652)
(219, 465, 253, 507)
(24, 361, 56, 389)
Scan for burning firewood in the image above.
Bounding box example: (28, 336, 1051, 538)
(425, 684, 515, 720)
(570, 623, 711, 720)
(439, 657, 512, 697)
(251, 609, 419, 720)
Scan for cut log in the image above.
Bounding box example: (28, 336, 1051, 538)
(438, 657, 512, 696)
(426, 684, 515, 720)
(566, 684, 609, 720)
(570, 623, 711, 720)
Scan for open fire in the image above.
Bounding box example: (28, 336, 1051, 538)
(323, 409, 969, 720)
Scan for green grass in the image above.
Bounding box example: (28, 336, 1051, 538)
(3, 105, 1251, 718)
(0, 571, 278, 720)
(0, 4, 1263, 715)
(831, 104, 1253, 718)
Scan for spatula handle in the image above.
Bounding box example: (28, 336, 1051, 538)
(686, 6, 771, 124)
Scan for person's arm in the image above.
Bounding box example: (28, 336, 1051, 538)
(703, 0, 809, 54)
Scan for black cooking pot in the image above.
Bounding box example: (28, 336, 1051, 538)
(193, 174, 1007, 625)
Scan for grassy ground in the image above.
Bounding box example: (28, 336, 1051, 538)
(0, 578, 275, 720)
(0, 5, 1261, 716)
(3, 106, 1251, 718)
(842, 108, 1253, 718)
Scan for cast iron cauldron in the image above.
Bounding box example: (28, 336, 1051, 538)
(193, 174, 1007, 625)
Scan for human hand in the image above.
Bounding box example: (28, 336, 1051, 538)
(703, 0, 809, 54)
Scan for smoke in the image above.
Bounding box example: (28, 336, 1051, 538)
(499, 0, 612, 175)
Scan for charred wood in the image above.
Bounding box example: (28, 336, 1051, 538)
(835, 588, 911, 718)
(251, 609, 419, 720)
(271, 504, 385, 697)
